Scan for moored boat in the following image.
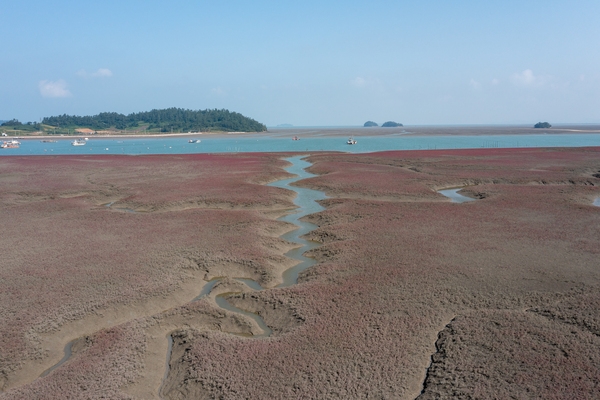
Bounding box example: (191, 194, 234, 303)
(347, 137, 357, 145)
(188, 139, 201, 143)
(71, 139, 86, 146)
(1, 141, 20, 149)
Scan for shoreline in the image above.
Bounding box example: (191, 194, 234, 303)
(5, 125, 600, 141)
(10, 131, 256, 140)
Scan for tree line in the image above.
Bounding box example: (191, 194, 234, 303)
(40, 108, 267, 132)
(1, 119, 42, 132)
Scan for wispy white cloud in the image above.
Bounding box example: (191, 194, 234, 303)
(511, 69, 547, 87)
(211, 87, 226, 96)
(469, 79, 481, 90)
(351, 77, 367, 87)
(39, 80, 72, 98)
(77, 68, 113, 78)
(491, 78, 500, 85)
(350, 76, 382, 90)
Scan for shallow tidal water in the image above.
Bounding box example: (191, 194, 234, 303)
(3, 132, 600, 156)
(438, 188, 476, 203)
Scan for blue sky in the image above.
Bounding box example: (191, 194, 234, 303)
(2, 0, 599, 126)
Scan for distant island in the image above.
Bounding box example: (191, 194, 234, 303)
(0, 108, 267, 135)
(364, 121, 404, 127)
(382, 121, 403, 127)
(534, 122, 551, 128)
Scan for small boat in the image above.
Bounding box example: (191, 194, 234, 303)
(71, 139, 86, 146)
(292, 136, 300, 141)
(41, 139, 58, 143)
(188, 139, 201, 143)
(1, 141, 19, 149)
(347, 137, 357, 145)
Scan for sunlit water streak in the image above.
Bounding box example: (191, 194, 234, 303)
(438, 188, 476, 203)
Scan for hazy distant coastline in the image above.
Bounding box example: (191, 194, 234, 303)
(266, 124, 600, 137)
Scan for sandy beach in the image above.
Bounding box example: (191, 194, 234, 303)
(0, 148, 599, 399)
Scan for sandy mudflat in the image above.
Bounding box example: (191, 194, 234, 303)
(1, 148, 600, 399)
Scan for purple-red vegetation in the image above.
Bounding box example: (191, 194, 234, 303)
(419, 310, 600, 399)
(164, 147, 600, 399)
(2, 147, 600, 399)
(0, 153, 296, 396)
(5, 324, 144, 400)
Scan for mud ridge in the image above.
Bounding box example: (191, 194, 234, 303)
(416, 316, 458, 399)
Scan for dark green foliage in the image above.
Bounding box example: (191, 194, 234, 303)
(381, 121, 403, 127)
(1, 119, 22, 126)
(363, 121, 378, 127)
(41, 108, 267, 132)
(1, 119, 42, 131)
(534, 122, 551, 128)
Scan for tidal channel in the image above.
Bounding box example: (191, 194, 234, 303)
(160, 156, 326, 397)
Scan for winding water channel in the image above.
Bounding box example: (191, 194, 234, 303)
(25, 156, 597, 396)
(438, 188, 476, 203)
(35, 156, 326, 397)
(187, 155, 326, 332)
(160, 156, 326, 396)
(207, 155, 325, 315)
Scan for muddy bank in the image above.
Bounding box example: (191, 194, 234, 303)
(0, 153, 301, 397)
(165, 147, 600, 399)
(2, 148, 600, 399)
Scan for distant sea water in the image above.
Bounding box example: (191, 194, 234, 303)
(2, 131, 600, 156)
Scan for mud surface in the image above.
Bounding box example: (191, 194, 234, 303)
(0, 153, 299, 398)
(1, 148, 600, 399)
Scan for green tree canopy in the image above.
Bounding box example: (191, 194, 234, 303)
(42, 108, 267, 132)
(1, 119, 22, 126)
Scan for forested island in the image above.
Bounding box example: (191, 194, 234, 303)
(534, 122, 551, 128)
(363, 121, 403, 127)
(1, 108, 267, 135)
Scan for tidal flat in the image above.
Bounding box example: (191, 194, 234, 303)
(1, 148, 599, 399)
